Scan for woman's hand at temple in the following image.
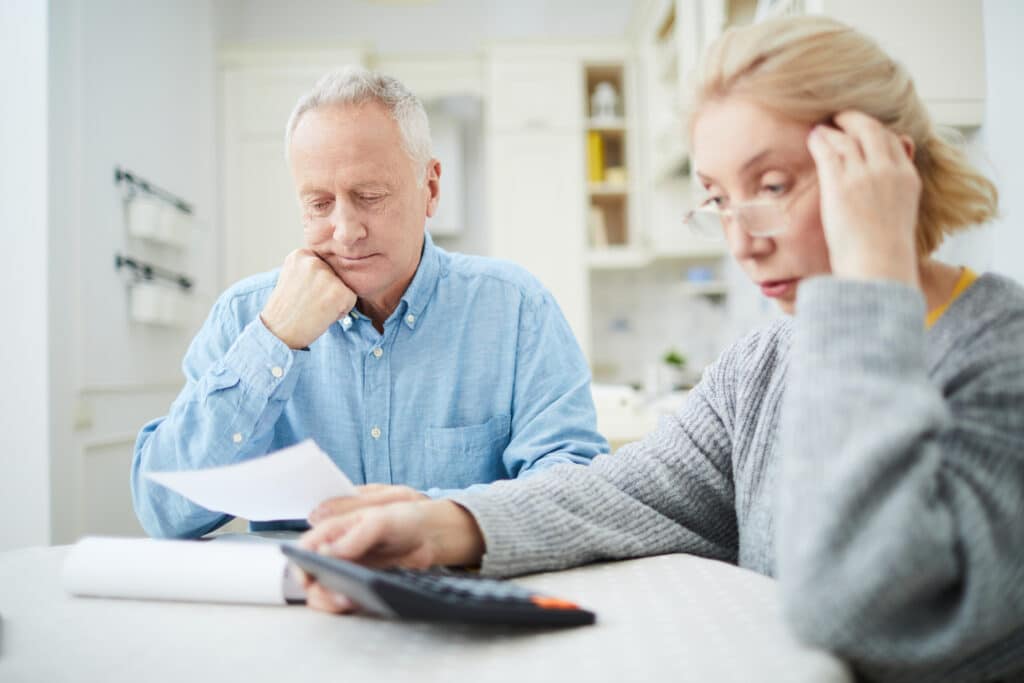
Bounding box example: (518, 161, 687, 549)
(296, 499, 487, 613)
(807, 110, 922, 286)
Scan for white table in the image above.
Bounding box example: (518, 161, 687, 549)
(0, 546, 852, 683)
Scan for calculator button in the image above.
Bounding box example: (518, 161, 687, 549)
(530, 596, 581, 610)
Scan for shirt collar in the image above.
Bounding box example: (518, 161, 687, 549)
(338, 232, 443, 333)
(398, 232, 444, 330)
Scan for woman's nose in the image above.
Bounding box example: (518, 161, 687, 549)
(725, 220, 773, 260)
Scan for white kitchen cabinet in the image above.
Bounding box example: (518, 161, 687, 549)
(694, 0, 986, 127)
(487, 57, 584, 132)
(805, 0, 985, 127)
(221, 49, 366, 285)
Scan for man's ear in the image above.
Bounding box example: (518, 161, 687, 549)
(424, 159, 441, 218)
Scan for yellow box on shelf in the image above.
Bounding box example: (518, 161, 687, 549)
(587, 130, 604, 183)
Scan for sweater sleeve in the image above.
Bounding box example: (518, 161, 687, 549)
(447, 340, 743, 578)
(777, 277, 1024, 682)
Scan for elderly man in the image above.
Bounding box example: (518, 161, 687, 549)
(131, 67, 607, 538)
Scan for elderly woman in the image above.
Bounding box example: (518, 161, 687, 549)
(298, 16, 1024, 682)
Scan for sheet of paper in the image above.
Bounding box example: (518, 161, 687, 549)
(145, 439, 355, 521)
(63, 536, 293, 605)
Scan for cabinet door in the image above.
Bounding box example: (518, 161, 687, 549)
(488, 131, 590, 357)
(812, 0, 984, 125)
(225, 139, 304, 283)
(222, 58, 365, 285)
(488, 58, 583, 132)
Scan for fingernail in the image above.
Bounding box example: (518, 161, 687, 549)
(332, 593, 354, 611)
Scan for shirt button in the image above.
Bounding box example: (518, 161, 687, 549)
(406, 314, 415, 325)
(370, 426, 382, 439)
(232, 432, 243, 444)
(372, 348, 383, 359)
(271, 366, 283, 378)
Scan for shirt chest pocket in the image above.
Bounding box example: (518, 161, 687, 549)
(424, 414, 512, 487)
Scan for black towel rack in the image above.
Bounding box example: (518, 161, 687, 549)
(114, 166, 193, 215)
(114, 253, 193, 291)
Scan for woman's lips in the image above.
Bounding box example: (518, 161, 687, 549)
(759, 278, 799, 298)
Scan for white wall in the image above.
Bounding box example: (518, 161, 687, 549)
(215, 0, 636, 53)
(979, 0, 1024, 284)
(932, 0, 1024, 284)
(46, 0, 221, 544)
(0, 1, 52, 550)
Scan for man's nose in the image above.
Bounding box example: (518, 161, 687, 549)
(330, 204, 366, 245)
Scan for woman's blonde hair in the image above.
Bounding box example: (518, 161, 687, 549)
(689, 15, 997, 255)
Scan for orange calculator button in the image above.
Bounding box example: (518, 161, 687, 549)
(530, 596, 580, 610)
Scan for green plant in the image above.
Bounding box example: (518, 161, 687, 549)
(662, 349, 686, 370)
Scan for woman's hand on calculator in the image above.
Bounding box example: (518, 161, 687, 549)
(307, 484, 427, 525)
(298, 500, 486, 613)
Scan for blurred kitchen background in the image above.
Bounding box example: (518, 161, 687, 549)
(3, 0, 1022, 548)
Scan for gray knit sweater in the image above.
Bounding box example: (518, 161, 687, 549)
(449, 274, 1024, 683)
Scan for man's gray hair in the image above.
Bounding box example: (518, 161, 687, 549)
(285, 65, 432, 175)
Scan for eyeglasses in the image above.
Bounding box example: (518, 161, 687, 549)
(683, 177, 818, 242)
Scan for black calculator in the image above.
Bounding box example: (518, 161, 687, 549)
(281, 545, 596, 627)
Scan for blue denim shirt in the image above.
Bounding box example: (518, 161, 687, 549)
(131, 234, 608, 538)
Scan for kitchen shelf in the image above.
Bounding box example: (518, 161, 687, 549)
(587, 247, 651, 270)
(586, 118, 627, 132)
(674, 280, 728, 297)
(588, 182, 629, 196)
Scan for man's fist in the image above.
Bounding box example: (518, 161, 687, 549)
(260, 249, 357, 349)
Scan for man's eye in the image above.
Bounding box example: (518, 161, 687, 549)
(359, 195, 384, 203)
(311, 201, 332, 212)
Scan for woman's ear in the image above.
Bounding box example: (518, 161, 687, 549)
(899, 135, 915, 161)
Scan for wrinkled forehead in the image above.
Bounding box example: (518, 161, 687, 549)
(691, 98, 814, 182)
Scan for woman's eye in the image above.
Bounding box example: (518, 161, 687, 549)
(761, 184, 787, 197)
(703, 196, 726, 209)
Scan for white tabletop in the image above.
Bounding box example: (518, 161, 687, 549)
(0, 546, 852, 683)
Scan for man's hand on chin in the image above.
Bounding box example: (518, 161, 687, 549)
(307, 483, 428, 525)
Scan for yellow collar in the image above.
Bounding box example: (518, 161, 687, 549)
(926, 267, 978, 328)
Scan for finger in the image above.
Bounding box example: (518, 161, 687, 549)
(358, 483, 391, 493)
(807, 127, 844, 180)
(300, 513, 360, 550)
(329, 513, 393, 561)
(834, 110, 898, 165)
(288, 562, 313, 589)
(310, 488, 423, 524)
(811, 124, 862, 164)
(309, 494, 376, 524)
(305, 581, 356, 614)
(308, 496, 357, 524)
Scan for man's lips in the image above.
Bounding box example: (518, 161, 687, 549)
(334, 253, 378, 264)
(759, 278, 799, 298)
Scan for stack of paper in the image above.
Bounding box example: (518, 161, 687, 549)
(64, 440, 359, 605)
(63, 536, 302, 605)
